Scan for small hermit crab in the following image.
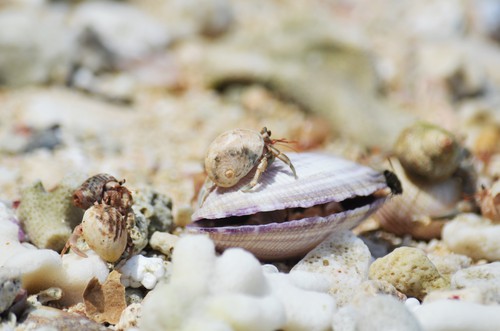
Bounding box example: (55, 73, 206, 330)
(72, 173, 133, 215)
(61, 173, 133, 262)
(204, 127, 297, 193)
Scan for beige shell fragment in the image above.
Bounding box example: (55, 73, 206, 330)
(84, 270, 127, 325)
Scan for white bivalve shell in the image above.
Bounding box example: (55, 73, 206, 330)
(189, 152, 396, 260)
(81, 204, 127, 262)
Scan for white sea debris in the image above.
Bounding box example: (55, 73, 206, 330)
(140, 235, 337, 331)
(119, 255, 166, 290)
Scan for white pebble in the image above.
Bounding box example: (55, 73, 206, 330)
(443, 213, 500, 261)
(405, 297, 421, 312)
(119, 255, 165, 289)
(414, 300, 500, 331)
(261, 264, 279, 274)
(210, 248, 269, 296)
(266, 272, 336, 331)
(332, 295, 421, 331)
(206, 293, 285, 331)
(292, 230, 372, 306)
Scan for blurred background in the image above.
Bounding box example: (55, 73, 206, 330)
(0, 0, 499, 222)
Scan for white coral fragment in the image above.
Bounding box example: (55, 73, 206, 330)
(119, 255, 166, 289)
(141, 235, 337, 331)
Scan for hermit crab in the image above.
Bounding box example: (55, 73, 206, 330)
(61, 174, 133, 262)
(204, 127, 297, 191)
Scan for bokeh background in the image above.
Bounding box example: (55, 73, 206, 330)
(1, 0, 499, 222)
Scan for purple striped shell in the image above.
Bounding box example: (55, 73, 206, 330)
(188, 152, 394, 260)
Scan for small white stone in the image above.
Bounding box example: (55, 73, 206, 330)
(261, 264, 279, 274)
(424, 288, 486, 304)
(452, 262, 500, 288)
(288, 270, 331, 293)
(405, 297, 421, 311)
(60, 250, 109, 305)
(119, 255, 166, 290)
(206, 293, 285, 331)
(292, 230, 372, 306)
(332, 296, 422, 331)
(414, 300, 500, 331)
(266, 272, 336, 331)
(210, 248, 269, 296)
(170, 234, 216, 294)
(451, 262, 500, 304)
(443, 213, 500, 261)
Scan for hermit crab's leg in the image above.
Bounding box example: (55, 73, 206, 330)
(268, 145, 297, 179)
(242, 153, 271, 192)
(60, 224, 88, 258)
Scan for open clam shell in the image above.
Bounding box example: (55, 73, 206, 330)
(188, 152, 393, 260)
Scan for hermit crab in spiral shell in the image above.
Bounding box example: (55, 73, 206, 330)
(199, 127, 298, 204)
(61, 173, 133, 262)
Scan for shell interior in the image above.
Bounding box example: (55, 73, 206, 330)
(188, 152, 392, 260)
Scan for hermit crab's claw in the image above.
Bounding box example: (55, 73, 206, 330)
(60, 224, 88, 258)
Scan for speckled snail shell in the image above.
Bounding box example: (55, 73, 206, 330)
(394, 122, 462, 181)
(73, 173, 120, 209)
(81, 204, 127, 262)
(205, 128, 267, 187)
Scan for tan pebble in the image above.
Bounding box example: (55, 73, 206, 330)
(149, 232, 179, 256)
(369, 247, 449, 300)
(353, 279, 407, 304)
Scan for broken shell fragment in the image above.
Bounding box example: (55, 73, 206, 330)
(188, 153, 395, 260)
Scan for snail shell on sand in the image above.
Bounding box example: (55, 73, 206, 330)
(394, 122, 462, 181)
(188, 152, 396, 260)
(373, 158, 463, 239)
